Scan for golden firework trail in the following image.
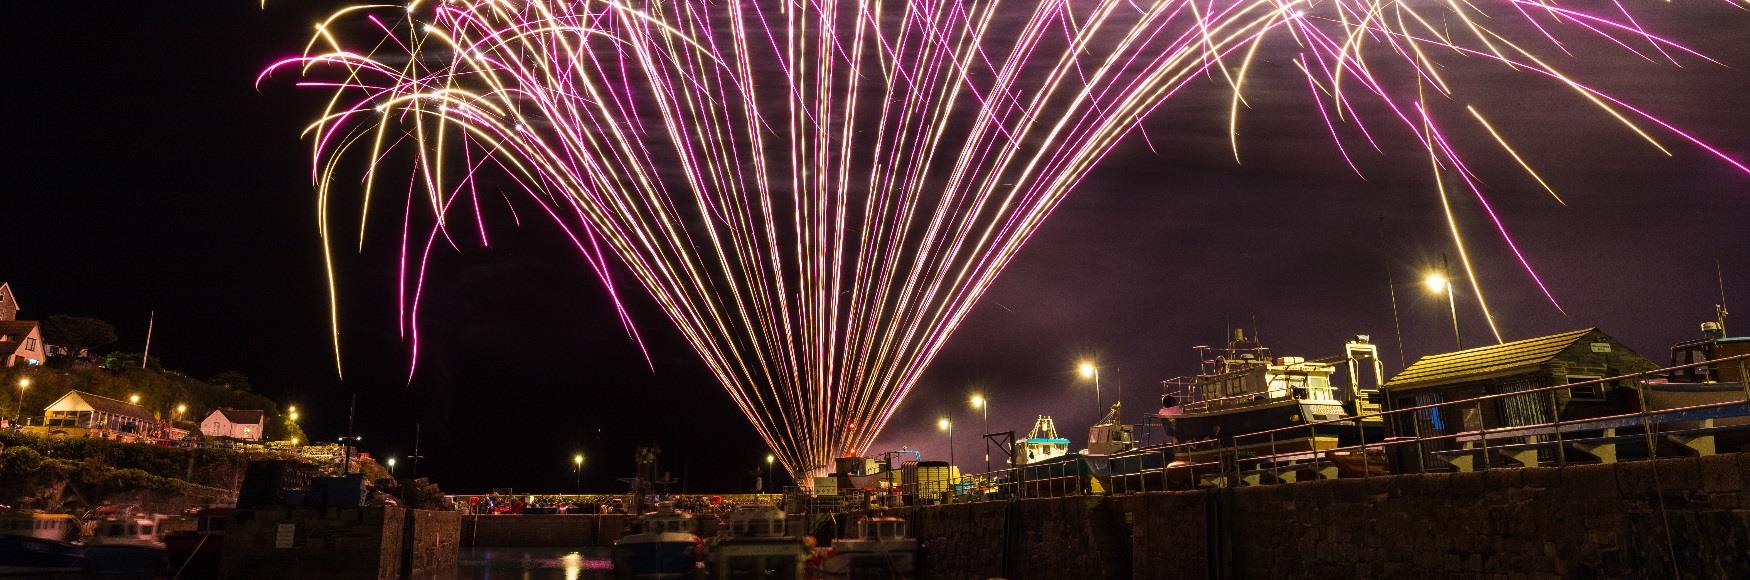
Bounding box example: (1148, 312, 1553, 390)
(265, 0, 1747, 479)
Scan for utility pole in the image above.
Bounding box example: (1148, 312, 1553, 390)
(407, 422, 425, 478)
(141, 311, 155, 368)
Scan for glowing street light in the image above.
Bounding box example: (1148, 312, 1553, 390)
(573, 452, 586, 492)
(1077, 360, 1102, 415)
(969, 394, 989, 472)
(174, 403, 187, 420)
(1425, 255, 1463, 349)
(129, 393, 141, 405)
(764, 453, 775, 493)
(14, 378, 29, 423)
(387, 457, 397, 475)
(937, 416, 955, 470)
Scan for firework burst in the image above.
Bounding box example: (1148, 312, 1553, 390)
(267, 0, 1746, 480)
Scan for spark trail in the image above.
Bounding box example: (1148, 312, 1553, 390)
(268, 0, 1747, 481)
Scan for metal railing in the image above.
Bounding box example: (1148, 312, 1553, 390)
(875, 354, 1749, 504)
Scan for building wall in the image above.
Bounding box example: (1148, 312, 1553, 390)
(4, 324, 44, 367)
(876, 453, 1750, 579)
(201, 415, 263, 441)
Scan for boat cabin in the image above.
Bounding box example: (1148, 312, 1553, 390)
(1017, 415, 1069, 465)
(0, 511, 80, 543)
(1668, 322, 1749, 384)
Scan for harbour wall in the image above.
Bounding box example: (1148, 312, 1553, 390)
(219, 506, 461, 579)
(881, 452, 1750, 579)
(461, 513, 637, 547)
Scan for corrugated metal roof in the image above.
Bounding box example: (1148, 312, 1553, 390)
(1385, 328, 1598, 390)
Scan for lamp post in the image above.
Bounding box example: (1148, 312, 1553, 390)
(129, 393, 141, 405)
(1078, 361, 1101, 415)
(14, 378, 29, 424)
(174, 403, 187, 421)
(387, 457, 397, 476)
(969, 394, 988, 473)
(763, 453, 776, 493)
(1424, 260, 1462, 349)
(573, 453, 585, 493)
(937, 416, 954, 470)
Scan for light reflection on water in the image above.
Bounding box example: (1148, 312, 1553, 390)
(456, 547, 618, 580)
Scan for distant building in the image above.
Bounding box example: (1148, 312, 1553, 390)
(0, 283, 45, 367)
(0, 321, 45, 367)
(0, 282, 18, 321)
(201, 408, 266, 441)
(36, 390, 170, 443)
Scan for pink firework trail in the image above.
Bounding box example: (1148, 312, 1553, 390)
(265, 0, 1747, 480)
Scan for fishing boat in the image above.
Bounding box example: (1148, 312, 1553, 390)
(819, 516, 917, 579)
(612, 508, 704, 577)
(1644, 320, 1750, 447)
(1157, 330, 1385, 446)
(706, 504, 808, 579)
(82, 511, 169, 575)
(164, 507, 232, 577)
(0, 510, 84, 574)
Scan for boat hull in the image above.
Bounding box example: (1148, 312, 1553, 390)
(84, 544, 168, 575)
(613, 533, 701, 576)
(0, 535, 86, 574)
(1163, 400, 1370, 443)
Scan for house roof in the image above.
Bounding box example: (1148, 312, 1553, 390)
(209, 408, 265, 425)
(52, 390, 158, 422)
(1385, 328, 1599, 390)
(0, 320, 42, 355)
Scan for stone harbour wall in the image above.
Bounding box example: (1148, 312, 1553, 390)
(881, 452, 1750, 579)
(218, 506, 462, 580)
(460, 513, 634, 547)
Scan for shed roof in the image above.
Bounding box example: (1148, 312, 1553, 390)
(1385, 328, 1599, 390)
(48, 390, 158, 422)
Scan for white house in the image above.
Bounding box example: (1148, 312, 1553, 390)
(38, 390, 169, 442)
(200, 408, 266, 441)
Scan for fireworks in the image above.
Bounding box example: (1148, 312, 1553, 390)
(268, 0, 1745, 480)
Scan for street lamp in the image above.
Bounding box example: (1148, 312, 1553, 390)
(174, 403, 187, 421)
(129, 393, 141, 405)
(764, 453, 775, 493)
(969, 394, 989, 472)
(1424, 266, 1462, 349)
(937, 416, 954, 471)
(387, 457, 397, 475)
(1078, 361, 1101, 415)
(14, 378, 28, 424)
(573, 453, 585, 492)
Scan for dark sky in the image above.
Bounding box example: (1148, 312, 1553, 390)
(5, 2, 1746, 492)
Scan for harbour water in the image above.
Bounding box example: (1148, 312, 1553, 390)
(455, 547, 617, 580)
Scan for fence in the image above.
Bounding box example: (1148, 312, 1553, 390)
(887, 354, 1750, 504)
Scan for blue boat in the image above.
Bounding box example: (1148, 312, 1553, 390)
(0, 510, 85, 574)
(612, 509, 703, 577)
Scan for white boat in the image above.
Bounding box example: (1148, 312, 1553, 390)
(706, 504, 808, 579)
(612, 508, 704, 577)
(0, 510, 84, 574)
(819, 516, 917, 579)
(83, 512, 168, 575)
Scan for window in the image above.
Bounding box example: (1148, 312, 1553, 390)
(1566, 376, 1605, 401)
(24, 338, 36, 350)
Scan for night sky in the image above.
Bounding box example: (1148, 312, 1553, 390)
(5, 2, 1746, 493)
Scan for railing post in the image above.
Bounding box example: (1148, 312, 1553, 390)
(1549, 389, 1566, 467)
(1477, 406, 1491, 471)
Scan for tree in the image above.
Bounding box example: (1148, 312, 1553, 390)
(207, 371, 252, 392)
(41, 315, 117, 355)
